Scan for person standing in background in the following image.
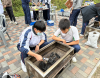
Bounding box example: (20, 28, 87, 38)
(69, 0, 83, 26)
(40, 0, 51, 22)
(21, 0, 32, 26)
(80, 3, 100, 36)
(2, 0, 18, 25)
(32, 0, 40, 21)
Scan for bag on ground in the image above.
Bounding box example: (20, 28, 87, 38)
(85, 31, 100, 48)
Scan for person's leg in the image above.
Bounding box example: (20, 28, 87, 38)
(22, 4, 28, 24)
(81, 21, 89, 35)
(33, 11, 36, 20)
(43, 10, 46, 21)
(73, 9, 80, 26)
(8, 6, 16, 22)
(70, 44, 81, 62)
(26, 6, 31, 24)
(5, 7, 12, 21)
(70, 44, 81, 54)
(69, 10, 77, 26)
(47, 4, 50, 20)
(37, 11, 39, 20)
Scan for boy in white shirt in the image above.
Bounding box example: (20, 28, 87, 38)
(52, 18, 80, 62)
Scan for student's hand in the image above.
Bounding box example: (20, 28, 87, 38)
(35, 54, 43, 61)
(35, 45, 39, 52)
(62, 40, 66, 44)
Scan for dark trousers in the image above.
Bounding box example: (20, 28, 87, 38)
(81, 21, 89, 35)
(70, 44, 81, 53)
(69, 9, 80, 26)
(6, 7, 16, 22)
(43, 4, 50, 21)
(33, 11, 39, 20)
(22, 4, 31, 24)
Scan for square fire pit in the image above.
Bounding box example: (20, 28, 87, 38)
(84, 21, 100, 38)
(25, 41, 74, 78)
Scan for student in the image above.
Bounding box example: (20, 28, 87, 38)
(21, 0, 32, 26)
(32, 0, 40, 21)
(17, 21, 49, 72)
(2, 0, 18, 25)
(40, 0, 51, 22)
(80, 3, 100, 36)
(69, 0, 83, 26)
(52, 18, 80, 62)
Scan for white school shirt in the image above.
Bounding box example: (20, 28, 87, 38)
(19, 26, 45, 52)
(54, 26, 79, 42)
(0, 0, 4, 14)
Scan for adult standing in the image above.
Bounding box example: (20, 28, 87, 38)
(21, 0, 32, 25)
(69, 0, 83, 26)
(32, 0, 40, 21)
(80, 3, 100, 36)
(2, 0, 18, 25)
(40, 0, 51, 22)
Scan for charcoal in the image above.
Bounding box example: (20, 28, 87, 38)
(39, 52, 60, 72)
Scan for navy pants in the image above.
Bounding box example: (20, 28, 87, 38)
(81, 21, 89, 35)
(69, 9, 80, 26)
(70, 44, 81, 53)
(33, 11, 39, 20)
(43, 4, 50, 21)
(6, 7, 16, 22)
(22, 4, 31, 24)
(17, 33, 51, 64)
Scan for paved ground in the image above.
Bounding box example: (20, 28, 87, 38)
(0, 15, 100, 78)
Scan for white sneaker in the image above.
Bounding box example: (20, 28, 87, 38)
(72, 57, 77, 62)
(14, 22, 18, 25)
(80, 34, 84, 36)
(10, 21, 13, 24)
(21, 60, 27, 72)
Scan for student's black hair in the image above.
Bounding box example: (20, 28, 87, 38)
(59, 18, 70, 30)
(32, 20, 46, 32)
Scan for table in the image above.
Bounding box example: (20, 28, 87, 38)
(30, 7, 49, 20)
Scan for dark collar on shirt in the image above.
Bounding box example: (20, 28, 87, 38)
(32, 26, 37, 35)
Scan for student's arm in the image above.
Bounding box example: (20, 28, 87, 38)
(52, 29, 66, 44)
(66, 40, 79, 45)
(35, 40, 45, 52)
(27, 50, 43, 61)
(19, 31, 43, 61)
(52, 35, 66, 43)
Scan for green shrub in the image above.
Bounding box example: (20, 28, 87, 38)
(12, 0, 100, 17)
